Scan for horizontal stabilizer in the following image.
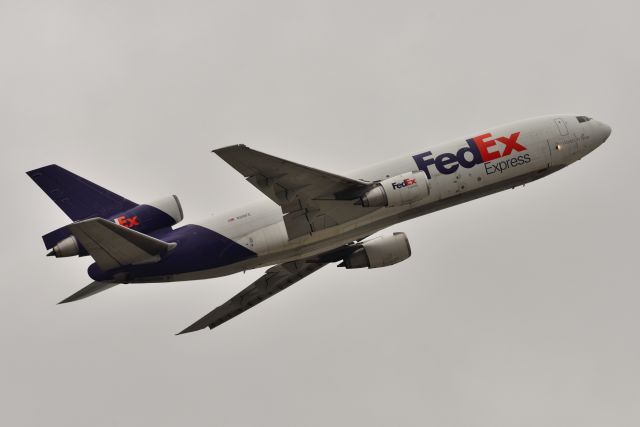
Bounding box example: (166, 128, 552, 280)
(58, 281, 119, 304)
(68, 218, 176, 271)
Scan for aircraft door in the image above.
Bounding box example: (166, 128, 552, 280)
(549, 117, 578, 165)
(554, 118, 569, 136)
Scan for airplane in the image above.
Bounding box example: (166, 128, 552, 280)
(27, 115, 611, 334)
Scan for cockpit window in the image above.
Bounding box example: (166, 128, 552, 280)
(576, 116, 592, 123)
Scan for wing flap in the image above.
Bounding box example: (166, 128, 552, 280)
(68, 218, 176, 271)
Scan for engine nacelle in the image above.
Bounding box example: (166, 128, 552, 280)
(360, 171, 429, 207)
(48, 195, 183, 258)
(48, 235, 80, 258)
(340, 232, 412, 269)
(110, 195, 184, 234)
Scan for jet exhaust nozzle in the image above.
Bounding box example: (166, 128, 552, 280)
(50, 236, 80, 258)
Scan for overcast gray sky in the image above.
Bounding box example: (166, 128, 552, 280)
(1, 1, 639, 426)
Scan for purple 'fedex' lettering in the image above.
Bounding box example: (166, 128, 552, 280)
(412, 131, 525, 179)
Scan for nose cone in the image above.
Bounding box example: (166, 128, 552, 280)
(596, 120, 612, 143)
(575, 117, 611, 157)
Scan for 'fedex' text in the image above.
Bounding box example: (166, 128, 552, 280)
(412, 131, 529, 179)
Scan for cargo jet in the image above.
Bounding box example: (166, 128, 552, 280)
(27, 115, 611, 334)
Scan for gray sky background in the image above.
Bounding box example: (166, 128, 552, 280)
(1, 1, 639, 426)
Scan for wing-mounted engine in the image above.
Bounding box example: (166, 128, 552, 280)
(339, 232, 411, 269)
(360, 171, 429, 207)
(48, 195, 183, 258)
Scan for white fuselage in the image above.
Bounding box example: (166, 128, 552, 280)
(176, 115, 611, 281)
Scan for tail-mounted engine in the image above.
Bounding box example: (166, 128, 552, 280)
(339, 232, 411, 269)
(48, 195, 183, 258)
(360, 171, 429, 207)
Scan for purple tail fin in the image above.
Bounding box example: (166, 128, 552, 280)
(27, 164, 137, 221)
(27, 165, 139, 249)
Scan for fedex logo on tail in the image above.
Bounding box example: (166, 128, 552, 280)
(413, 131, 529, 179)
(114, 215, 139, 228)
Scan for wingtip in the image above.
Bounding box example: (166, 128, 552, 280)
(212, 144, 247, 154)
(57, 281, 119, 305)
(176, 322, 212, 335)
(58, 293, 83, 304)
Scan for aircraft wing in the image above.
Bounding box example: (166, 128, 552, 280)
(214, 145, 375, 240)
(178, 260, 327, 334)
